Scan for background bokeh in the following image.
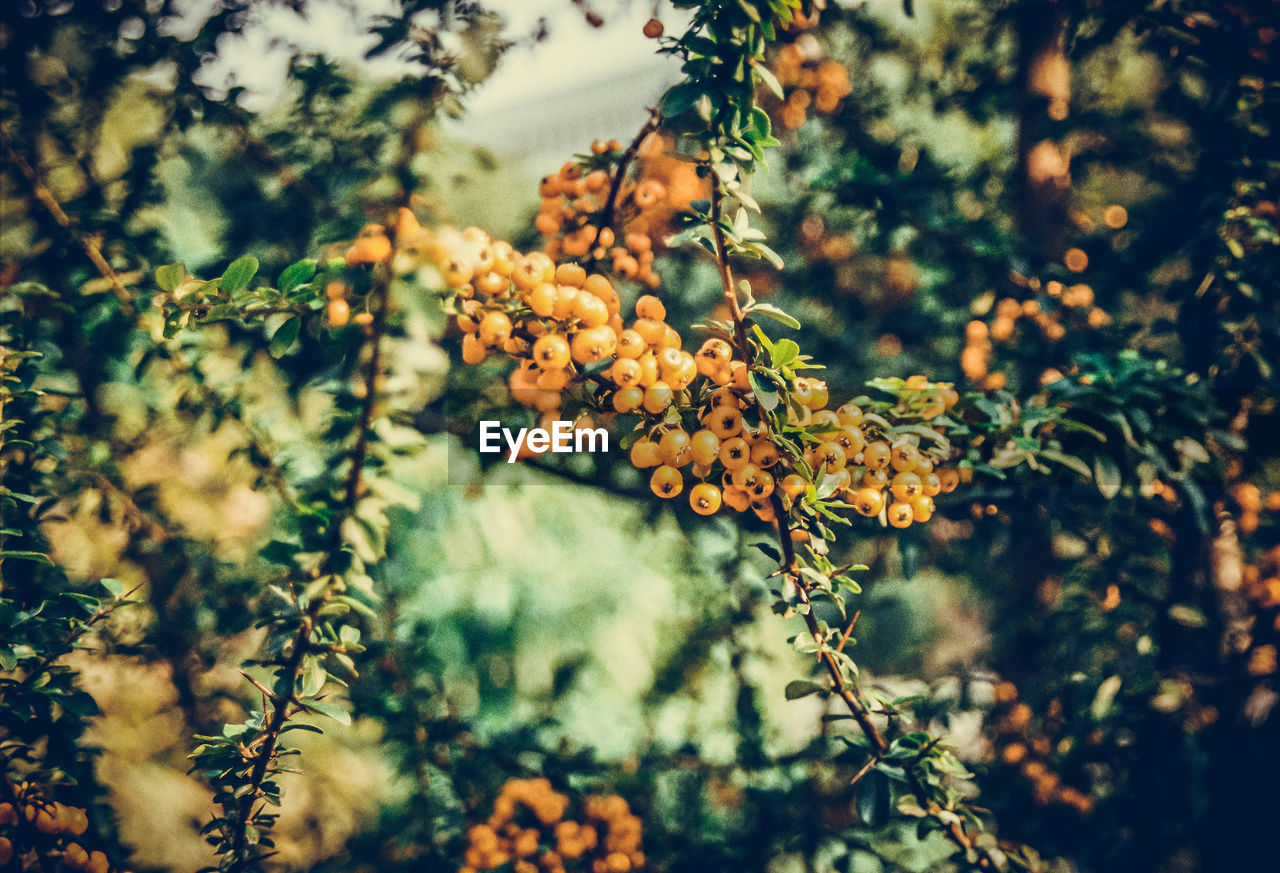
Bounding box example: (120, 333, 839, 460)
(2, 1, 1278, 872)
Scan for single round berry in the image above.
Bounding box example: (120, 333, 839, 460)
(719, 437, 751, 470)
(888, 502, 914, 528)
(533, 334, 571, 370)
(690, 482, 722, 515)
(659, 428, 693, 467)
(863, 441, 892, 470)
(630, 437, 662, 468)
(478, 310, 512, 346)
(851, 487, 885, 517)
(690, 429, 722, 467)
(650, 465, 683, 498)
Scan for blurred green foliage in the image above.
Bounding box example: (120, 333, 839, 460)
(2, 1, 1278, 872)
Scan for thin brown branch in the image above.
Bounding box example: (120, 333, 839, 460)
(588, 108, 661, 263)
(707, 172, 982, 862)
(224, 261, 391, 870)
(163, 346, 299, 512)
(0, 124, 135, 315)
(18, 582, 144, 691)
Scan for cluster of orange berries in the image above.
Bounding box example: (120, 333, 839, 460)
(535, 140, 666, 288)
(0, 789, 110, 872)
(1234, 529, 1280, 677)
(459, 778, 644, 873)
(629, 376, 961, 529)
(443, 229, 962, 528)
(768, 35, 853, 130)
(961, 283, 1113, 388)
(1230, 481, 1280, 538)
(990, 683, 1094, 814)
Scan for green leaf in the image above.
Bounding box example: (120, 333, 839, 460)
(661, 82, 702, 118)
(747, 302, 801, 329)
(769, 338, 800, 369)
(269, 316, 301, 358)
(749, 369, 780, 412)
(1094, 455, 1122, 499)
(305, 698, 352, 725)
(784, 679, 826, 700)
(155, 263, 185, 293)
(221, 256, 260, 293)
(1037, 449, 1092, 479)
(278, 259, 317, 294)
(0, 550, 52, 565)
(857, 770, 891, 828)
(754, 62, 784, 99)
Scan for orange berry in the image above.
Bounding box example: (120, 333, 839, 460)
(643, 17, 664, 38)
(555, 262, 587, 287)
(723, 485, 752, 512)
(650, 465, 683, 498)
(616, 329, 646, 359)
(461, 332, 487, 364)
(705, 406, 743, 439)
(730, 462, 763, 490)
(690, 429, 722, 467)
(851, 487, 885, 517)
(750, 440, 780, 468)
(719, 437, 751, 470)
(781, 473, 808, 500)
(572, 292, 610, 327)
(890, 472, 923, 501)
(659, 428, 693, 467)
(478, 310, 513, 346)
(862, 468, 889, 490)
(889, 441, 921, 472)
(809, 442, 846, 475)
(611, 357, 643, 388)
(613, 386, 644, 413)
(534, 334, 572, 370)
(635, 294, 666, 321)
(327, 297, 350, 327)
(642, 381, 674, 414)
(345, 227, 392, 265)
(888, 502, 914, 528)
(633, 317, 666, 346)
(690, 482, 722, 515)
(938, 467, 960, 493)
(630, 438, 662, 468)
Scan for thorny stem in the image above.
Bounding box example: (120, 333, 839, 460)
(162, 346, 299, 513)
(17, 582, 144, 692)
(224, 262, 391, 869)
(707, 177, 985, 864)
(0, 124, 135, 316)
(591, 109, 662, 252)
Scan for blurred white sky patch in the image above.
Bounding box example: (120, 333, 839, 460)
(170, 0, 685, 163)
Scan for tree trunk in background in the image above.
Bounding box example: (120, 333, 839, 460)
(1015, 0, 1072, 261)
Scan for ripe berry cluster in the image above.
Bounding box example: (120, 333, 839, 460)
(989, 682, 1094, 814)
(536, 140, 663, 288)
(961, 282, 1113, 390)
(767, 34, 853, 131)
(1229, 483, 1280, 678)
(459, 777, 645, 873)
(0, 791, 110, 872)
(441, 228, 963, 531)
